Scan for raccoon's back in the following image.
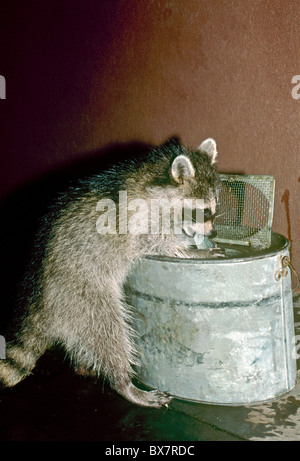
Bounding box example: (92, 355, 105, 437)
(9, 145, 175, 330)
(12, 173, 118, 320)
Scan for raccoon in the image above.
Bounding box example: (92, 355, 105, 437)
(0, 137, 220, 408)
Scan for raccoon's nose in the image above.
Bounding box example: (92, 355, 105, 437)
(207, 229, 217, 239)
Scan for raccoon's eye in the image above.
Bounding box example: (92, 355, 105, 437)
(204, 208, 215, 222)
(182, 207, 215, 223)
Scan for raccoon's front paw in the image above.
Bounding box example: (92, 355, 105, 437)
(174, 248, 194, 258)
(208, 247, 226, 258)
(175, 247, 226, 259)
(200, 247, 226, 259)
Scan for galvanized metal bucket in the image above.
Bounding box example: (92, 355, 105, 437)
(125, 233, 297, 405)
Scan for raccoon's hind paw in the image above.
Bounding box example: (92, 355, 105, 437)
(141, 388, 173, 408)
(114, 381, 172, 408)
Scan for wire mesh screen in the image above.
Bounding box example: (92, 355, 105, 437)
(214, 174, 275, 248)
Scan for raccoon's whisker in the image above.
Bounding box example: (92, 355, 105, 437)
(215, 208, 235, 218)
(214, 211, 227, 219)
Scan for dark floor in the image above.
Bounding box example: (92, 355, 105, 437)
(0, 295, 299, 442)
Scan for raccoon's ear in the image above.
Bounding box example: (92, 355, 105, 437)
(198, 138, 217, 164)
(171, 155, 195, 184)
(162, 136, 181, 148)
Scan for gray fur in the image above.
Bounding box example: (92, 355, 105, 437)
(0, 137, 220, 408)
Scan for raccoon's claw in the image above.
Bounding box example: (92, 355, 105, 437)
(145, 389, 173, 408)
(209, 247, 226, 258)
(114, 381, 172, 408)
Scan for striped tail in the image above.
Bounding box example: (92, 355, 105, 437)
(0, 342, 45, 387)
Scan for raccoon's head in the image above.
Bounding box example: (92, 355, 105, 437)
(170, 138, 219, 242)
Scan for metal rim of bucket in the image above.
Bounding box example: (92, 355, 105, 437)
(143, 232, 289, 265)
(134, 378, 296, 407)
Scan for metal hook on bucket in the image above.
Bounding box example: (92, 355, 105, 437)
(275, 256, 300, 290)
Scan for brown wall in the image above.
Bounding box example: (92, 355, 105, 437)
(1, 0, 299, 288)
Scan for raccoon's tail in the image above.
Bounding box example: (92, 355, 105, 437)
(0, 339, 47, 388)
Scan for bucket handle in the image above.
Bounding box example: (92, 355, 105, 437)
(275, 256, 300, 290)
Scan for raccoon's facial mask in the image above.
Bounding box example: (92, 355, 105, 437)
(171, 138, 217, 184)
(181, 199, 217, 239)
(170, 137, 218, 242)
